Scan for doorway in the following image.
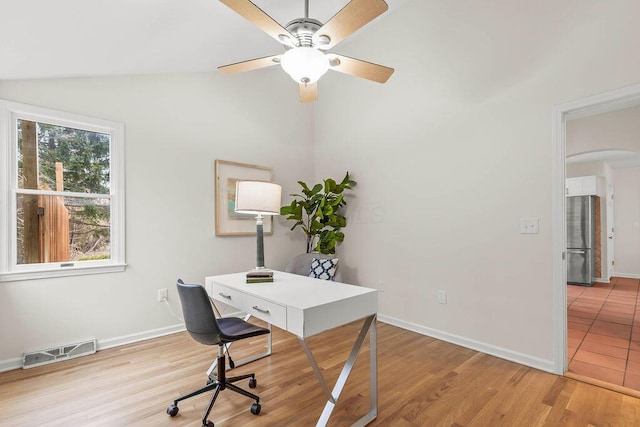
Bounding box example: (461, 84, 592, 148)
(565, 146, 640, 387)
(552, 83, 640, 387)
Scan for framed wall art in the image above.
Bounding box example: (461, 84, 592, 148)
(214, 159, 274, 236)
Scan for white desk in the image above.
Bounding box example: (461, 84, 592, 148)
(205, 271, 378, 427)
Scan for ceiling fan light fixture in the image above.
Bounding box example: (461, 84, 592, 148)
(280, 47, 329, 84)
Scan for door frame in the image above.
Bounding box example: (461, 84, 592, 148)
(552, 82, 640, 374)
(606, 181, 615, 280)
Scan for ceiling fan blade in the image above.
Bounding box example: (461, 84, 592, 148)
(299, 82, 318, 103)
(218, 55, 282, 74)
(219, 0, 294, 45)
(328, 54, 394, 83)
(312, 0, 388, 50)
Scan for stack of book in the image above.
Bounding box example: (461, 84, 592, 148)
(246, 270, 274, 283)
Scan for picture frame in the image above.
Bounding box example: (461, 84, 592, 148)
(215, 159, 274, 236)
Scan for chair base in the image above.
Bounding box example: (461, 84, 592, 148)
(167, 349, 261, 426)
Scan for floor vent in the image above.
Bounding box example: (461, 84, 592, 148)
(22, 339, 96, 369)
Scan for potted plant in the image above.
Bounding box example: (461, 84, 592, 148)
(280, 172, 356, 254)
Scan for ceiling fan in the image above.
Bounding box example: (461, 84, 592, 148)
(218, 0, 395, 102)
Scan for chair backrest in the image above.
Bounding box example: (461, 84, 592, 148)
(284, 252, 342, 282)
(176, 279, 223, 346)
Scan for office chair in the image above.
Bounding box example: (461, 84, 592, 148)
(167, 279, 270, 427)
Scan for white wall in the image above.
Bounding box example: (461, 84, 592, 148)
(566, 105, 640, 156)
(3, 0, 640, 374)
(0, 71, 313, 367)
(314, 0, 640, 370)
(613, 167, 640, 276)
(566, 161, 611, 180)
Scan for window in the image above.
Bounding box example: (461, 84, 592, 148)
(0, 100, 125, 281)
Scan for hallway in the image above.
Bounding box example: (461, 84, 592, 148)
(567, 277, 640, 390)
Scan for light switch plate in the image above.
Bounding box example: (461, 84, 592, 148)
(438, 290, 447, 304)
(519, 217, 539, 234)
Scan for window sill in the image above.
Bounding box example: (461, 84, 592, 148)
(0, 264, 127, 282)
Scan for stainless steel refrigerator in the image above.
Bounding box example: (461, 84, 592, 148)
(567, 195, 596, 286)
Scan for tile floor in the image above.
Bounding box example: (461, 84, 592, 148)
(567, 276, 640, 389)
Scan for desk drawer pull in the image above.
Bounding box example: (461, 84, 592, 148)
(218, 292, 232, 299)
(252, 305, 270, 314)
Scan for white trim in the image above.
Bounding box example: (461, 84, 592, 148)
(110, 120, 126, 268)
(551, 101, 568, 375)
(0, 323, 185, 373)
(2, 100, 120, 134)
(614, 272, 640, 279)
(0, 104, 11, 277)
(97, 323, 185, 351)
(16, 188, 112, 199)
(563, 88, 640, 121)
(0, 263, 126, 282)
(551, 82, 640, 375)
(0, 357, 22, 373)
(0, 98, 126, 281)
(378, 314, 555, 373)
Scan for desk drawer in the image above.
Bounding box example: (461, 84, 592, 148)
(211, 284, 243, 309)
(244, 294, 286, 330)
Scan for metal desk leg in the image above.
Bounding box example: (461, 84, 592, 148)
(207, 316, 272, 379)
(298, 314, 378, 427)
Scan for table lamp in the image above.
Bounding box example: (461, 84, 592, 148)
(234, 180, 282, 271)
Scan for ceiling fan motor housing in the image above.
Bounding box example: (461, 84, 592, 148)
(284, 18, 324, 48)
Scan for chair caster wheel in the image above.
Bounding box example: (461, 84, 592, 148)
(203, 421, 214, 427)
(251, 402, 261, 415)
(249, 378, 257, 388)
(166, 404, 179, 417)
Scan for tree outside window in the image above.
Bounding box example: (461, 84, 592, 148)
(17, 120, 111, 264)
(0, 99, 125, 281)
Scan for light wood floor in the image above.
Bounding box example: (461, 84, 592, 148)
(2, 321, 640, 426)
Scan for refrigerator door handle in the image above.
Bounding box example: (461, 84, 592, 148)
(567, 249, 587, 253)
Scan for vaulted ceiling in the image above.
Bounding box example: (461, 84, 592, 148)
(0, 0, 407, 80)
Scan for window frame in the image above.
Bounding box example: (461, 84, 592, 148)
(0, 99, 126, 282)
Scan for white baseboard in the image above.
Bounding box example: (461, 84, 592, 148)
(0, 357, 22, 373)
(377, 314, 555, 374)
(0, 323, 186, 373)
(614, 272, 640, 279)
(2, 314, 556, 375)
(97, 323, 185, 351)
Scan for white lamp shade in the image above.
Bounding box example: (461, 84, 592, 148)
(280, 47, 329, 84)
(235, 181, 282, 215)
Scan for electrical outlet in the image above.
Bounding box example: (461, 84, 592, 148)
(438, 290, 447, 304)
(157, 288, 168, 302)
(379, 281, 385, 292)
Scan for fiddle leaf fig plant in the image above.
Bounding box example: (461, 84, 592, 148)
(280, 172, 356, 254)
